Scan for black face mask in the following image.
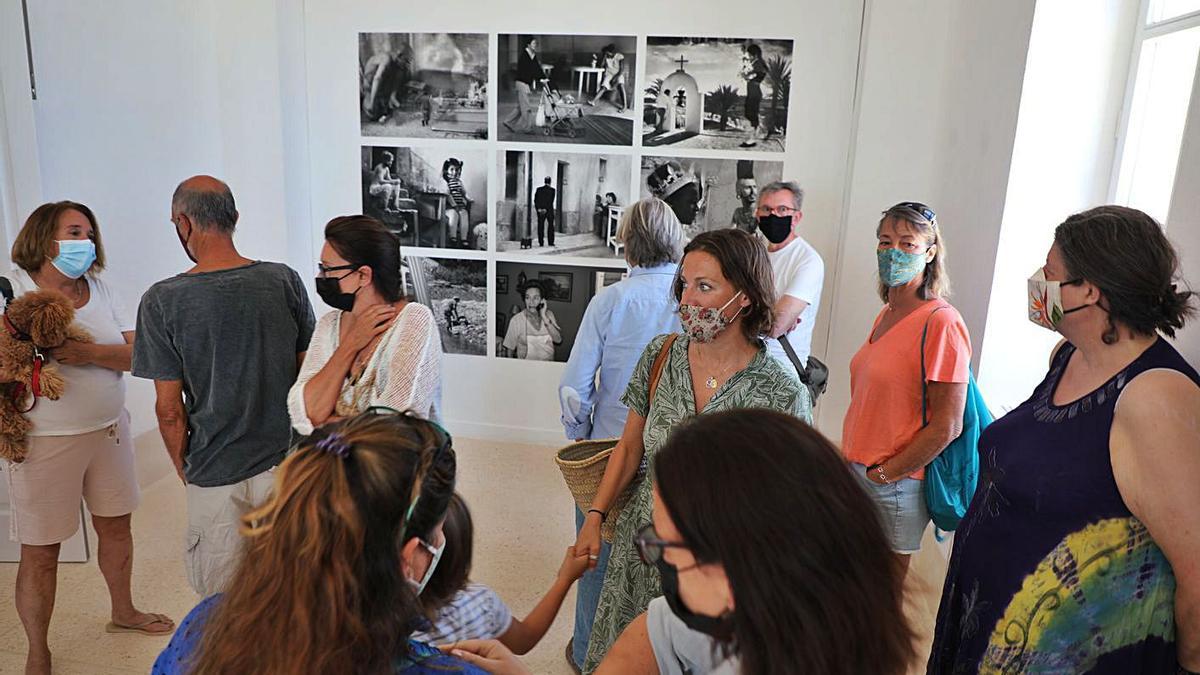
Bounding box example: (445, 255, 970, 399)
(757, 214, 792, 244)
(654, 557, 734, 640)
(175, 222, 198, 263)
(315, 276, 358, 311)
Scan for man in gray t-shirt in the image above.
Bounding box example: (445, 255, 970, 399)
(132, 175, 315, 595)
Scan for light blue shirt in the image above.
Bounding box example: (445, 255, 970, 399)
(559, 264, 680, 440)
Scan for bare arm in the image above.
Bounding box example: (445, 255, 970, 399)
(1111, 370, 1200, 670)
(574, 409, 648, 562)
(48, 331, 135, 371)
(872, 380, 966, 480)
(300, 342, 357, 427)
(497, 547, 590, 655)
(595, 612, 657, 675)
(769, 296, 809, 339)
(542, 309, 563, 345)
(153, 379, 189, 484)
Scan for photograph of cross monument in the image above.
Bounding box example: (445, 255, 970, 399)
(644, 36, 793, 151)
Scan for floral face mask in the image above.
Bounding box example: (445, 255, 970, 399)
(679, 292, 743, 343)
(1028, 267, 1088, 330)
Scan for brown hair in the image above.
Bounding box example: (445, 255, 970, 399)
(656, 409, 916, 675)
(325, 215, 405, 302)
(675, 228, 775, 342)
(12, 201, 106, 274)
(189, 411, 456, 675)
(419, 492, 474, 617)
(875, 202, 950, 302)
(1055, 205, 1195, 344)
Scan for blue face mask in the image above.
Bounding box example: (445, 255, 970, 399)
(51, 240, 97, 279)
(877, 247, 927, 287)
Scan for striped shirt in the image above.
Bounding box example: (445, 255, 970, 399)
(413, 583, 513, 645)
(445, 177, 468, 208)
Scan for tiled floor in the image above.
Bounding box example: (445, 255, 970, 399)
(0, 434, 947, 674)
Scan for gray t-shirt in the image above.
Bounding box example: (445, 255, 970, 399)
(132, 261, 315, 487)
(647, 597, 741, 675)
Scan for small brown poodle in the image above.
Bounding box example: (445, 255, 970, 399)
(0, 289, 91, 462)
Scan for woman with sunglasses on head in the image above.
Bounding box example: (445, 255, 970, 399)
(576, 228, 809, 673)
(443, 409, 915, 675)
(288, 215, 442, 435)
(153, 409, 484, 674)
(929, 206, 1200, 674)
(841, 201, 971, 571)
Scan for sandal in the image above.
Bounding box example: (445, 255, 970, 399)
(106, 613, 175, 636)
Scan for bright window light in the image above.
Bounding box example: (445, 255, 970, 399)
(1148, 0, 1200, 24)
(1114, 25, 1200, 223)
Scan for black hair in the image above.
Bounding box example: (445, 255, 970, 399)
(419, 492, 473, 616)
(324, 215, 405, 302)
(1055, 205, 1195, 344)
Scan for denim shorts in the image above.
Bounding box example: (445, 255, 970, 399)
(850, 463, 929, 554)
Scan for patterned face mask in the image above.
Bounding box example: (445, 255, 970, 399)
(1027, 268, 1088, 331)
(877, 247, 928, 287)
(679, 292, 743, 343)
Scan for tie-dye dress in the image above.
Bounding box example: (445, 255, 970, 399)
(928, 338, 1198, 674)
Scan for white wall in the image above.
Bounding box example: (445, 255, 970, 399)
(977, 0, 1138, 413)
(819, 0, 1038, 435)
(1168, 61, 1200, 366)
(301, 0, 864, 443)
(16, 0, 311, 437)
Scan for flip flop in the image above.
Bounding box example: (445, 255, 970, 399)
(105, 613, 175, 636)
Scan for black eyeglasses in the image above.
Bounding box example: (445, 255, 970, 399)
(317, 262, 359, 279)
(887, 201, 937, 224)
(634, 523, 695, 570)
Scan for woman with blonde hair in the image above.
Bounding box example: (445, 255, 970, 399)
(841, 201, 970, 570)
(153, 410, 483, 674)
(557, 197, 683, 671)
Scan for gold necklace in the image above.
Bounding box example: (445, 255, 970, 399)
(696, 346, 740, 390)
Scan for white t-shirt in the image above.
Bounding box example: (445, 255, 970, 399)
(646, 596, 741, 675)
(765, 235, 824, 370)
(8, 269, 133, 436)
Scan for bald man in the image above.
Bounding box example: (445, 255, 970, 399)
(132, 176, 315, 595)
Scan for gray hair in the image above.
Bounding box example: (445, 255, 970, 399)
(172, 179, 238, 233)
(617, 198, 685, 268)
(758, 181, 805, 211)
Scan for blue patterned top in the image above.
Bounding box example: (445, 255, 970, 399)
(153, 595, 487, 674)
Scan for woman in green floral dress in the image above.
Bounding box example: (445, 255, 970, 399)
(576, 229, 811, 672)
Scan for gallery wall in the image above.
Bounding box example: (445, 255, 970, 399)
(8, 1, 1186, 448)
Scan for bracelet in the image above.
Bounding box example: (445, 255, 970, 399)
(866, 464, 892, 485)
(587, 508, 607, 523)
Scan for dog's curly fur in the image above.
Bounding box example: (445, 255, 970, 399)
(0, 289, 92, 462)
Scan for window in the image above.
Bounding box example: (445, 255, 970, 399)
(1112, 1, 1200, 223)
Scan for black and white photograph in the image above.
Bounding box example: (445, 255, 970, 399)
(404, 256, 487, 357)
(643, 36, 793, 151)
(640, 155, 782, 239)
(359, 32, 488, 139)
(362, 145, 488, 250)
(498, 34, 637, 146)
(496, 150, 633, 257)
(495, 261, 624, 362)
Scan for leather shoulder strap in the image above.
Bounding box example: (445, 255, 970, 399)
(648, 334, 678, 405)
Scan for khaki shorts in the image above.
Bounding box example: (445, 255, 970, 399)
(5, 412, 139, 546)
(184, 469, 275, 596)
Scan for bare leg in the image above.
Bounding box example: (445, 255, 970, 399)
(893, 552, 912, 578)
(16, 543, 59, 675)
(92, 514, 173, 633)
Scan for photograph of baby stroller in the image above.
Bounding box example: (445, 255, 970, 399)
(536, 80, 586, 139)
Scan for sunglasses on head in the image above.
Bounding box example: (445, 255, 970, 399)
(886, 201, 937, 224)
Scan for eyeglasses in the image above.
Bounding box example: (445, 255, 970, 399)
(887, 201, 937, 224)
(317, 262, 359, 279)
(754, 205, 798, 218)
(634, 523, 696, 570)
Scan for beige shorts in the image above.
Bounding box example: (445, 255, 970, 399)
(5, 412, 139, 546)
(184, 468, 276, 596)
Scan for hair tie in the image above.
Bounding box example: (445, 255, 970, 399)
(315, 432, 352, 458)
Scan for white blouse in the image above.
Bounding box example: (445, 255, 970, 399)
(287, 302, 443, 435)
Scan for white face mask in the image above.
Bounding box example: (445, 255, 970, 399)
(1027, 268, 1089, 331)
(409, 538, 445, 595)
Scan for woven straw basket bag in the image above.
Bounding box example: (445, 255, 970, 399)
(554, 439, 637, 542)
